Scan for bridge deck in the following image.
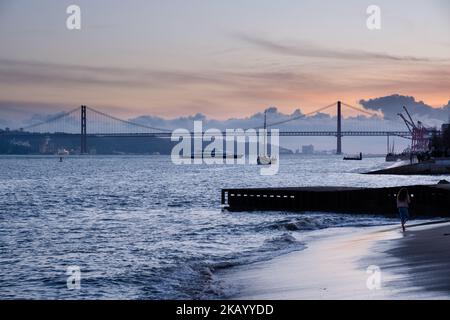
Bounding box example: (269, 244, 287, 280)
(2, 131, 412, 137)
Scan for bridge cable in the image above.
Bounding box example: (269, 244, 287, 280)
(85, 106, 173, 132)
(18, 106, 81, 131)
(246, 102, 338, 130)
(341, 102, 379, 117)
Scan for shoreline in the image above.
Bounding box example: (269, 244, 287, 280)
(217, 220, 450, 300)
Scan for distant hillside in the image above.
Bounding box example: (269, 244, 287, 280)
(0, 133, 174, 155)
(0, 132, 293, 155)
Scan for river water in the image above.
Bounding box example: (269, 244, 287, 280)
(0, 155, 446, 299)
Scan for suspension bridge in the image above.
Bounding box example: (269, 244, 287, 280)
(2, 101, 412, 154)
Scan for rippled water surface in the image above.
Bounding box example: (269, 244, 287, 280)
(0, 155, 447, 299)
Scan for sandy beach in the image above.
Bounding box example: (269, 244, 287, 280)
(218, 220, 450, 300)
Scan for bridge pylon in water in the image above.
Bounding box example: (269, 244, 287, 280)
(336, 101, 342, 155)
(81, 105, 87, 154)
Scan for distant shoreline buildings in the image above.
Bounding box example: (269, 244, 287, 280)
(295, 144, 337, 155)
(302, 144, 314, 155)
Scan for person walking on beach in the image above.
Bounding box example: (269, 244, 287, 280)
(397, 188, 411, 232)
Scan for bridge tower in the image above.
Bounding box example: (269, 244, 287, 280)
(336, 101, 342, 154)
(81, 105, 87, 154)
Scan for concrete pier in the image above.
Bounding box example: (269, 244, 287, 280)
(221, 184, 450, 216)
(365, 160, 450, 175)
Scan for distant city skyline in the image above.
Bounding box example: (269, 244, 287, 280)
(0, 0, 449, 122)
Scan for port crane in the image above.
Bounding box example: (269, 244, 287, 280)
(398, 106, 430, 153)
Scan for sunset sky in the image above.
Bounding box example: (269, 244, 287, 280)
(0, 0, 449, 122)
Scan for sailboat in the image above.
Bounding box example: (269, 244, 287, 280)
(386, 138, 410, 162)
(257, 110, 277, 165)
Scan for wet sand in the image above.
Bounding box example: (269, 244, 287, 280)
(218, 220, 450, 299)
(379, 222, 450, 297)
